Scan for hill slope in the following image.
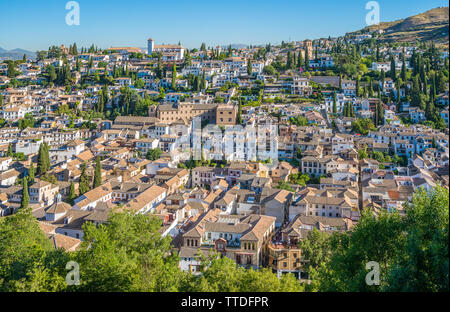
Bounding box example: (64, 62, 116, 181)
(349, 7, 449, 43)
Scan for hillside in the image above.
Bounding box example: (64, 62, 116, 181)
(349, 7, 449, 43)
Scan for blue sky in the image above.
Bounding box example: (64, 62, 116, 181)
(0, 0, 447, 51)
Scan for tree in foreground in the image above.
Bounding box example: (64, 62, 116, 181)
(0, 207, 306, 292)
(73, 212, 181, 291)
(0, 209, 69, 291)
(302, 186, 449, 292)
(180, 253, 303, 292)
(385, 186, 449, 291)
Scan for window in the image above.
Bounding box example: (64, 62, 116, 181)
(283, 262, 287, 268)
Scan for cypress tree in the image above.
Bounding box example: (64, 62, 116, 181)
(79, 162, 90, 195)
(200, 72, 206, 90)
(7, 143, 13, 157)
(401, 54, 407, 81)
(171, 64, 177, 90)
(28, 162, 35, 184)
(377, 95, 384, 125)
(390, 54, 396, 80)
(332, 92, 337, 114)
(425, 99, 435, 121)
(375, 98, 379, 126)
(396, 78, 403, 112)
(195, 75, 200, 92)
(20, 178, 29, 210)
(93, 157, 102, 188)
(237, 98, 242, 124)
(44, 143, 50, 171)
(305, 49, 310, 70)
(430, 73, 436, 102)
(419, 59, 426, 85)
(297, 51, 304, 68)
(286, 52, 292, 69)
(423, 77, 428, 96)
(37, 142, 50, 175)
(356, 76, 360, 98)
(68, 181, 76, 205)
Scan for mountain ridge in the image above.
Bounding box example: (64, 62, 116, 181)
(349, 7, 449, 43)
(0, 47, 36, 61)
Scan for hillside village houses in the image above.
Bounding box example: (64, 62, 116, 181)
(0, 35, 448, 278)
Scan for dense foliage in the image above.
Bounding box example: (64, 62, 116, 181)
(300, 186, 449, 292)
(0, 209, 303, 292)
